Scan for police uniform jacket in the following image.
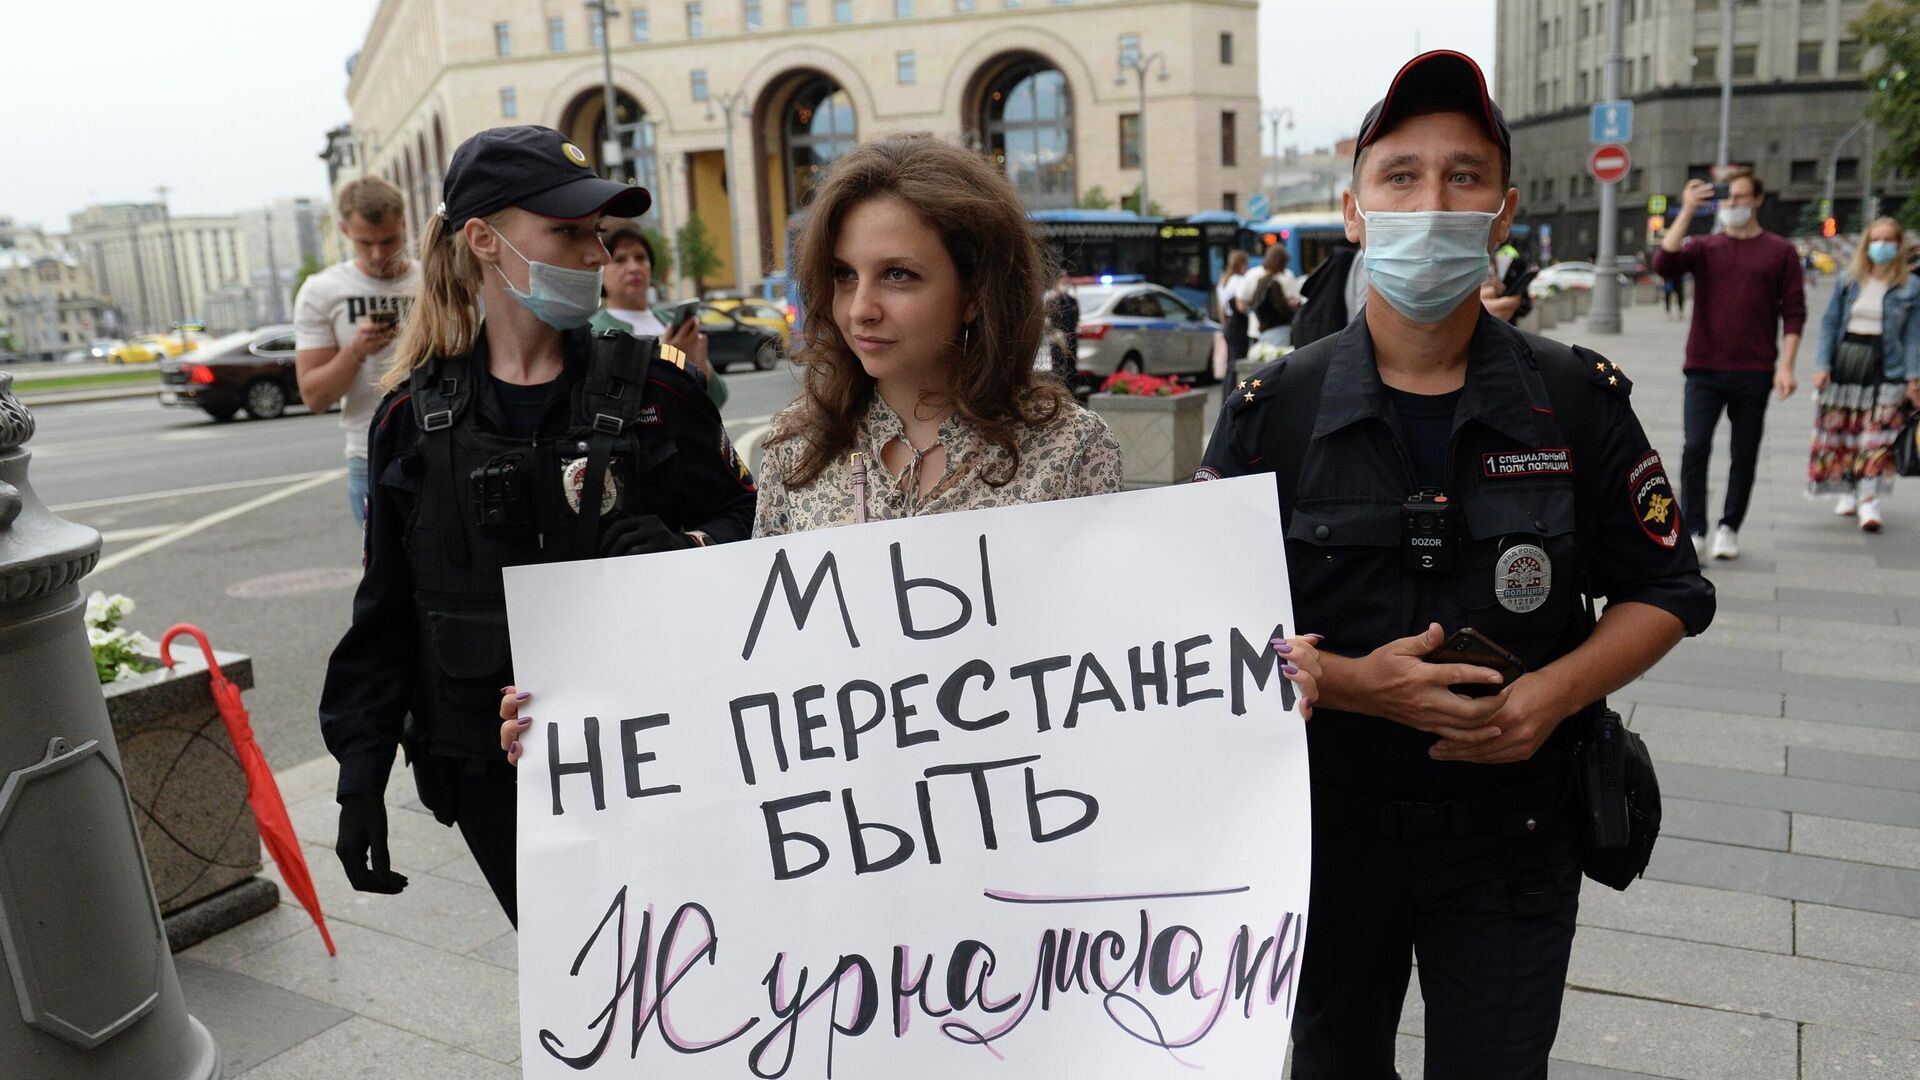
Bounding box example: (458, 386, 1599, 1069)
(1200, 313, 1715, 803)
(319, 327, 757, 800)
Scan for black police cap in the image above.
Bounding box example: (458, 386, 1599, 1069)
(1354, 51, 1512, 172)
(439, 125, 651, 229)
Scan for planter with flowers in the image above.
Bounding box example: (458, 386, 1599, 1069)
(1088, 371, 1209, 488)
(91, 592, 275, 950)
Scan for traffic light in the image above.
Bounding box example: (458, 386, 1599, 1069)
(1648, 214, 1665, 232)
(1822, 217, 1838, 238)
(1262, 232, 1279, 246)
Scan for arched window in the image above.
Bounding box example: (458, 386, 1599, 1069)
(784, 78, 855, 210)
(983, 61, 1074, 208)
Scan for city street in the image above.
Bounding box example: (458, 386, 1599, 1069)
(20, 364, 805, 771)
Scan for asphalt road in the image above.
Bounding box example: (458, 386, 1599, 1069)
(20, 365, 806, 777)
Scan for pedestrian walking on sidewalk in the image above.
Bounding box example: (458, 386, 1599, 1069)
(319, 126, 757, 924)
(1218, 248, 1252, 364)
(591, 225, 727, 408)
(1654, 169, 1807, 560)
(293, 177, 420, 528)
(1662, 272, 1686, 319)
(1807, 218, 1920, 532)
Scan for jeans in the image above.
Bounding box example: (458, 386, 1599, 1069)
(1681, 371, 1774, 536)
(346, 455, 369, 529)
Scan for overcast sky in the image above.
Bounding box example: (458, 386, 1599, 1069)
(0, 0, 1494, 231)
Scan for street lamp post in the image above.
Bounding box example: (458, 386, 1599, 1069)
(1823, 117, 1871, 233)
(1116, 47, 1169, 215)
(1588, 0, 1625, 335)
(153, 186, 187, 340)
(1715, 0, 1734, 168)
(1262, 106, 1294, 205)
(707, 88, 751, 295)
(585, 0, 628, 180)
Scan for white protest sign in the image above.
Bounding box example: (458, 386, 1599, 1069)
(505, 475, 1310, 1078)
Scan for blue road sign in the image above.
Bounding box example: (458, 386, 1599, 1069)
(1591, 100, 1633, 143)
(1246, 193, 1270, 221)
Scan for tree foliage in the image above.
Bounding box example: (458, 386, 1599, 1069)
(289, 257, 325, 303)
(675, 216, 724, 292)
(1854, 0, 1920, 227)
(640, 225, 674, 283)
(1077, 185, 1115, 210)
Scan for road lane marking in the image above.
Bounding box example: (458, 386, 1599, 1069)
(736, 423, 773, 472)
(100, 524, 185, 543)
(91, 470, 345, 575)
(51, 469, 346, 512)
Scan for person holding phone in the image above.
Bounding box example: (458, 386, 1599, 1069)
(1196, 52, 1714, 1077)
(294, 176, 419, 527)
(318, 126, 757, 924)
(590, 226, 725, 408)
(1654, 169, 1807, 560)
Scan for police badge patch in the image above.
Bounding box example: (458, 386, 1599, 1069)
(561, 457, 621, 516)
(1627, 450, 1680, 548)
(1494, 543, 1551, 613)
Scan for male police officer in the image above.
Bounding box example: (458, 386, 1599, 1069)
(1198, 53, 1713, 1078)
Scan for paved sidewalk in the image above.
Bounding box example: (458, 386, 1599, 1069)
(177, 283, 1920, 1078)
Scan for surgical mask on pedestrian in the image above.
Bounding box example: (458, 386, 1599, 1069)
(1868, 240, 1900, 266)
(1356, 205, 1498, 323)
(487, 227, 604, 330)
(1716, 206, 1753, 231)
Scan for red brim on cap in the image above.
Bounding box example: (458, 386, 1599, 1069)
(520, 175, 653, 221)
(1355, 49, 1507, 159)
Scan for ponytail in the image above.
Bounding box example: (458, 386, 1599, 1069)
(382, 212, 489, 392)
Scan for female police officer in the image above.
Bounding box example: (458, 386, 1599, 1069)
(318, 126, 756, 924)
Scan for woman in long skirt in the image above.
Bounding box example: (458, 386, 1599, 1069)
(1808, 218, 1920, 531)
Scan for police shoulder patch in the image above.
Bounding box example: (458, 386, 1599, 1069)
(1627, 449, 1680, 548)
(1575, 346, 1632, 397)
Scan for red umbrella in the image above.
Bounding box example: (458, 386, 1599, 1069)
(160, 624, 336, 956)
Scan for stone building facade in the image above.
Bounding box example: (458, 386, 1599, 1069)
(68, 205, 254, 335)
(335, 0, 1261, 292)
(0, 251, 109, 358)
(1494, 0, 1910, 262)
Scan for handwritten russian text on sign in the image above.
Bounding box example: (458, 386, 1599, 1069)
(505, 477, 1311, 1078)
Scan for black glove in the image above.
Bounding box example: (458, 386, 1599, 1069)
(599, 514, 698, 558)
(336, 794, 409, 894)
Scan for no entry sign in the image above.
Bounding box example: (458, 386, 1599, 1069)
(1589, 143, 1631, 184)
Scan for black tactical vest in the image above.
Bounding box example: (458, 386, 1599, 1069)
(404, 331, 672, 759)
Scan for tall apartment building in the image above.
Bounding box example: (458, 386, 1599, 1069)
(68, 204, 254, 335)
(334, 0, 1261, 291)
(1494, 0, 1909, 261)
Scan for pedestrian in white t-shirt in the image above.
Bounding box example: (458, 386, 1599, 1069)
(1237, 243, 1301, 346)
(294, 177, 420, 528)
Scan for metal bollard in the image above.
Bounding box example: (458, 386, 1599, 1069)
(0, 373, 220, 1079)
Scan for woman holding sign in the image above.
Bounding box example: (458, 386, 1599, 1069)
(500, 132, 1323, 760)
(321, 126, 758, 924)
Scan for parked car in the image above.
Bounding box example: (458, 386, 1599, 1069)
(158, 325, 301, 421)
(694, 303, 785, 373)
(58, 347, 93, 363)
(1529, 261, 1635, 298)
(1072, 282, 1220, 384)
(86, 338, 126, 360)
(706, 297, 793, 344)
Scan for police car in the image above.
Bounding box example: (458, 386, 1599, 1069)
(1071, 277, 1220, 381)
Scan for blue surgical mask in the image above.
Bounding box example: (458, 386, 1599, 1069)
(488, 227, 604, 330)
(1868, 240, 1900, 266)
(1357, 205, 1498, 323)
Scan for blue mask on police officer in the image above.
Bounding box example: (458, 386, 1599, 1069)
(488, 227, 604, 330)
(1357, 204, 1499, 323)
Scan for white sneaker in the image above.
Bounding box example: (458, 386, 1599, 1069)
(1860, 499, 1884, 532)
(1691, 532, 1709, 558)
(1835, 493, 1859, 517)
(1711, 524, 1740, 560)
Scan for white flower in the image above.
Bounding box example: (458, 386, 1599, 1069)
(124, 630, 157, 655)
(113, 662, 146, 682)
(87, 625, 114, 646)
(85, 591, 109, 626)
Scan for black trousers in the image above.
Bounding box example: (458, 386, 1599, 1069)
(1680, 370, 1775, 536)
(422, 754, 521, 926)
(1289, 800, 1583, 1080)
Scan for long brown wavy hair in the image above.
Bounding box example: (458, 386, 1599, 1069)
(772, 132, 1069, 488)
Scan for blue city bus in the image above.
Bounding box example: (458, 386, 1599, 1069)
(1029, 209, 1245, 315)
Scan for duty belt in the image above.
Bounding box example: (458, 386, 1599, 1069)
(1324, 772, 1571, 845)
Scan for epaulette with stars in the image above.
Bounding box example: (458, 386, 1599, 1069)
(1573, 345, 1632, 397)
(1229, 357, 1289, 410)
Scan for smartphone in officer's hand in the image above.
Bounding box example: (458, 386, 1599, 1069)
(1425, 627, 1526, 698)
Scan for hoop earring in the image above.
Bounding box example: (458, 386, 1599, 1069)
(962, 323, 973, 353)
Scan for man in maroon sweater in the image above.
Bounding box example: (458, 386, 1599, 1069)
(1652, 168, 1805, 560)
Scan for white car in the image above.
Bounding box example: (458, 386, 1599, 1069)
(1529, 261, 1637, 298)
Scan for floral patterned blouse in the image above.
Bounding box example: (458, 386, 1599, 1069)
(753, 393, 1124, 537)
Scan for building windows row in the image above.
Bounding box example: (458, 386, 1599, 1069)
(897, 50, 916, 84)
